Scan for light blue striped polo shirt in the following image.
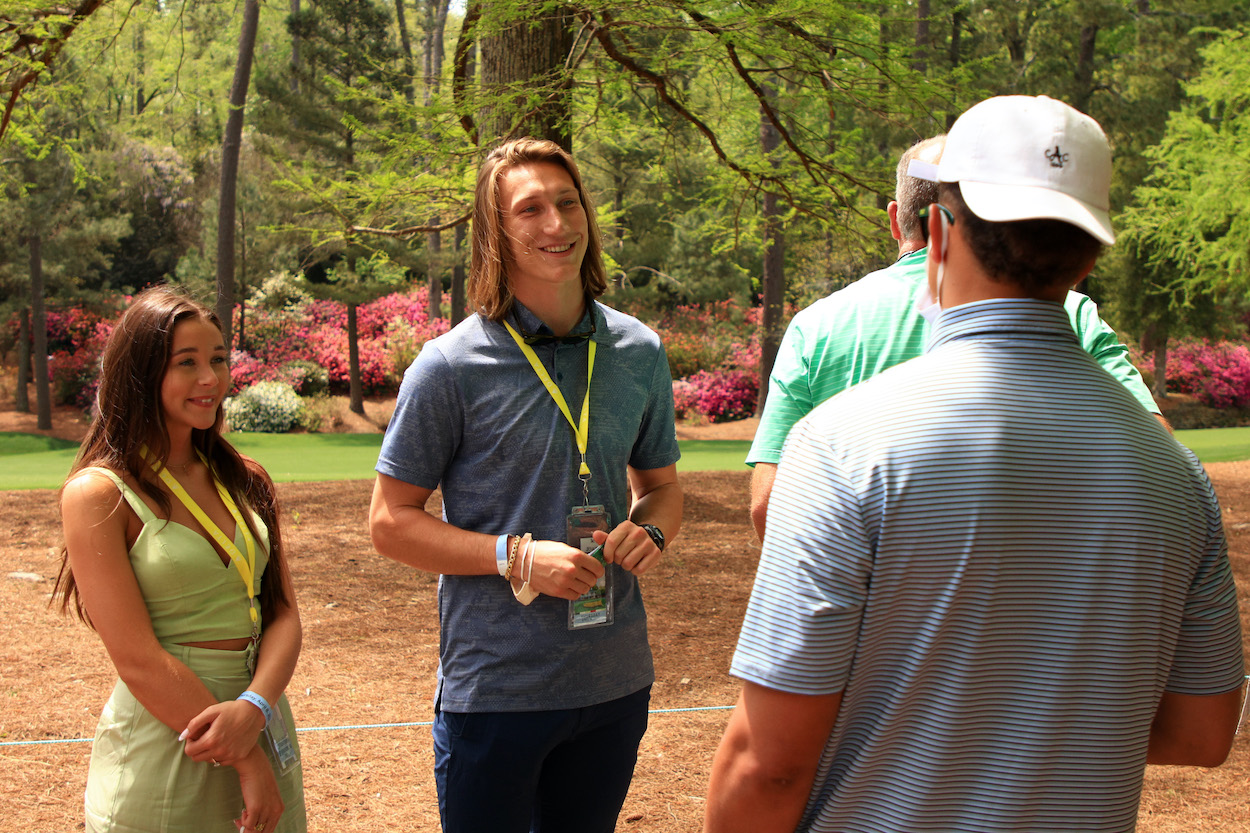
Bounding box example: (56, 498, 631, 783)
(732, 298, 1244, 833)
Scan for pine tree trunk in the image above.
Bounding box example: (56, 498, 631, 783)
(1152, 339, 1168, 400)
(757, 88, 785, 417)
(421, 0, 450, 319)
(29, 234, 51, 429)
(451, 222, 467, 325)
(216, 0, 261, 349)
(395, 0, 416, 105)
(427, 230, 443, 320)
(290, 0, 301, 94)
(348, 302, 364, 415)
(15, 306, 30, 413)
(1074, 25, 1098, 113)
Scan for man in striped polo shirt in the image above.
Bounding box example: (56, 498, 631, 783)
(704, 96, 1245, 833)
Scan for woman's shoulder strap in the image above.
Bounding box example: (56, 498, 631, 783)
(73, 466, 158, 523)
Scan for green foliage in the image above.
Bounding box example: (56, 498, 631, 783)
(224, 380, 305, 433)
(282, 359, 330, 397)
(1120, 29, 1250, 300)
(296, 393, 340, 433)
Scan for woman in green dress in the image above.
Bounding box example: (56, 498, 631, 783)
(55, 285, 307, 833)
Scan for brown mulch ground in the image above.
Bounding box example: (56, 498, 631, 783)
(2, 395, 1248, 831)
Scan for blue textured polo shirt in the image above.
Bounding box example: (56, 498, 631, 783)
(377, 300, 680, 712)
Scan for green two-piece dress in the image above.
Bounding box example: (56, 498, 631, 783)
(83, 469, 306, 832)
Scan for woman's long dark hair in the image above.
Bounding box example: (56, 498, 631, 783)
(54, 284, 292, 624)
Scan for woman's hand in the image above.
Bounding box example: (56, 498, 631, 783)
(233, 745, 284, 833)
(181, 699, 266, 766)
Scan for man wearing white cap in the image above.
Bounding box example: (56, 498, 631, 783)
(704, 96, 1244, 833)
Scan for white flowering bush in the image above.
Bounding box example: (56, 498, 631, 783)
(224, 381, 304, 433)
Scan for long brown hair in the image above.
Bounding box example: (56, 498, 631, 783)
(53, 284, 292, 623)
(468, 137, 609, 320)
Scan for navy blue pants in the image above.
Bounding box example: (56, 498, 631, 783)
(432, 685, 651, 833)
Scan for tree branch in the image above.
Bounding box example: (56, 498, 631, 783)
(0, 0, 117, 139)
(451, 0, 480, 143)
(350, 211, 471, 239)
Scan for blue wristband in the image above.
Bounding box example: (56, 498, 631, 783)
(237, 690, 273, 727)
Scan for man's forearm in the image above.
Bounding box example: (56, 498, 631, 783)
(704, 707, 818, 833)
(750, 463, 778, 541)
(704, 683, 841, 833)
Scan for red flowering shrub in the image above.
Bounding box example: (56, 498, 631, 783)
(1157, 340, 1250, 408)
(671, 378, 699, 419)
(230, 289, 450, 394)
(684, 369, 759, 423)
(648, 299, 784, 380)
(48, 318, 114, 409)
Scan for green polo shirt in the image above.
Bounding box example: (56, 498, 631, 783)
(747, 248, 1159, 466)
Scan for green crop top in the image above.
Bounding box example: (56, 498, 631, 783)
(88, 467, 271, 645)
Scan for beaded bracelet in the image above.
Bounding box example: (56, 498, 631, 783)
(237, 690, 273, 727)
(512, 533, 538, 605)
(503, 535, 520, 581)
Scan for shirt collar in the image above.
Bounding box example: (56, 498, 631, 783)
(508, 297, 599, 345)
(927, 298, 1077, 353)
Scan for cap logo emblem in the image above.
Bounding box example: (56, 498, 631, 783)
(1045, 145, 1070, 168)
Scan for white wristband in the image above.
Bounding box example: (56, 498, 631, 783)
(496, 534, 509, 576)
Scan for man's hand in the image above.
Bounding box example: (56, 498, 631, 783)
(594, 522, 663, 576)
(520, 540, 605, 600)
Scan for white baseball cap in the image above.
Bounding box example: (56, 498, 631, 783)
(909, 95, 1115, 245)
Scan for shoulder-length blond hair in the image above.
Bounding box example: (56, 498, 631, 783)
(468, 137, 609, 321)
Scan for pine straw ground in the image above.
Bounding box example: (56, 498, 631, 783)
(0, 399, 1248, 832)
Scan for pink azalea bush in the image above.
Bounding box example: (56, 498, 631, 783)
(1139, 339, 1250, 408)
(640, 299, 789, 421)
(671, 378, 699, 419)
(47, 314, 116, 410)
(682, 369, 759, 423)
(231, 288, 451, 395)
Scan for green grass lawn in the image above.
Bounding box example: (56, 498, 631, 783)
(1, 428, 1246, 491)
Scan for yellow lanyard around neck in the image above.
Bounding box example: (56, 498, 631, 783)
(503, 320, 596, 478)
(143, 447, 260, 632)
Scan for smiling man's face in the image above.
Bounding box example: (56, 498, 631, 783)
(498, 161, 588, 297)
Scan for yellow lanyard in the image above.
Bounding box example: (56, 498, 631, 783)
(143, 448, 260, 634)
(503, 320, 596, 480)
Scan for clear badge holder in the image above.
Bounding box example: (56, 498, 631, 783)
(264, 705, 300, 776)
(567, 505, 613, 630)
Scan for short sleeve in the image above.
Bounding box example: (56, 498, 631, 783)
(732, 418, 871, 694)
(629, 339, 681, 471)
(375, 343, 463, 490)
(1165, 462, 1245, 694)
(1064, 291, 1159, 414)
(747, 316, 815, 467)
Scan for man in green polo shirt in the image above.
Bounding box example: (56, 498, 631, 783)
(746, 135, 1161, 539)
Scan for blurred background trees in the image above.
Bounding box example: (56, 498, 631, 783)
(2, 0, 1249, 419)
